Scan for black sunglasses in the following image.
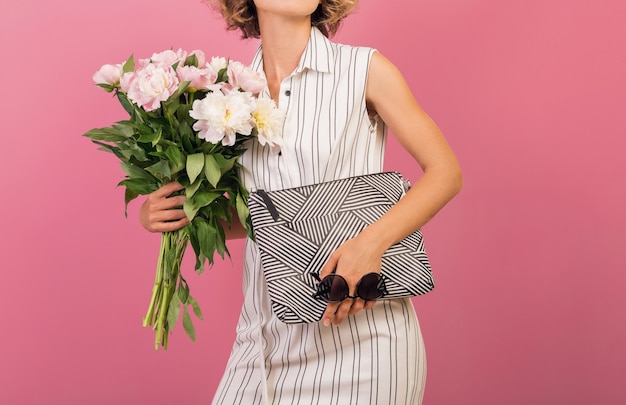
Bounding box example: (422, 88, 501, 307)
(312, 272, 387, 302)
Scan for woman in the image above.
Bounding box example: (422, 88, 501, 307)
(140, 0, 462, 403)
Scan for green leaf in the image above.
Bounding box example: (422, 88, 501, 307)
(193, 191, 221, 209)
(162, 98, 179, 120)
(145, 160, 171, 181)
(208, 198, 230, 222)
(119, 141, 149, 162)
(166, 293, 181, 330)
(96, 83, 115, 92)
(188, 296, 203, 320)
(214, 155, 238, 175)
(165, 145, 185, 173)
(185, 178, 203, 199)
(185, 224, 204, 272)
(118, 179, 158, 195)
(214, 222, 227, 259)
(83, 127, 128, 143)
(186, 153, 205, 184)
(182, 306, 196, 342)
(172, 81, 190, 99)
(184, 54, 199, 67)
(177, 279, 190, 304)
(122, 54, 135, 73)
(124, 188, 139, 217)
(120, 162, 158, 182)
(183, 200, 199, 220)
(195, 220, 217, 261)
(114, 121, 137, 137)
(137, 127, 162, 146)
(177, 118, 193, 139)
(217, 66, 228, 83)
(236, 193, 250, 230)
(195, 253, 206, 274)
(204, 154, 221, 187)
(91, 141, 123, 158)
(116, 92, 136, 117)
(183, 191, 220, 220)
(117, 92, 136, 116)
(181, 132, 195, 154)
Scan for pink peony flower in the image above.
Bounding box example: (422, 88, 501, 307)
(188, 50, 207, 68)
(150, 49, 184, 68)
(119, 71, 135, 93)
(227, 61, 265, 94)
(93, 63, 123, 87)
(125, 64, 180, 111)
(176, 66, 211, 91)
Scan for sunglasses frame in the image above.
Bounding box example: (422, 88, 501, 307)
(312, 272, 388, 303)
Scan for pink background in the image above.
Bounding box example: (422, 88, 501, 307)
(1, 0, 624, 403)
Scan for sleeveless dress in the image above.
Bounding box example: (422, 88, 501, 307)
(212, 27, 426, 405)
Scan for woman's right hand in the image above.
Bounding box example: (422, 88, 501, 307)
(139, 182, 190, 233)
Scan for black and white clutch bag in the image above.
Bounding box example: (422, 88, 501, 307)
(248, 171, 434, 324)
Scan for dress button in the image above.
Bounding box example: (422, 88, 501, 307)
(284, 90, 291, 96)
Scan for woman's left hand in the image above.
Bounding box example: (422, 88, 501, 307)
(318, 233, 385, 326)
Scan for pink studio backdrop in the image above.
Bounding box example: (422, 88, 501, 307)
(1, 0, 624, 404)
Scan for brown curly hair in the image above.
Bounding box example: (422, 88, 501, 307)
(204, 0, 358, 39)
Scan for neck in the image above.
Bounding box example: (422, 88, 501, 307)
(257, 13, 312, 84)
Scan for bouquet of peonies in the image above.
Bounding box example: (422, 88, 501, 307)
(85, 49, 282, 350)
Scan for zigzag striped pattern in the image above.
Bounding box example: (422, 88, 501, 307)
(249, 172, 434, 324)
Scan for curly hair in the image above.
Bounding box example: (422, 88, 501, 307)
(204, 0, 358, 39)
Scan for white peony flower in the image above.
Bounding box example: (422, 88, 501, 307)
(253, 98, 284, 152)
(190, 91, 256, 146)
(207, 57, 228, 76)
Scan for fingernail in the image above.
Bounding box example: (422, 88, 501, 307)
(323, 318, 331, 326)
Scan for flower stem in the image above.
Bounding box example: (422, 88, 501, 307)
(142, 235, 167, 327)
(143, 229, 190, 350)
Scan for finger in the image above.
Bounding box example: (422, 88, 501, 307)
(144, 196, 186, 217)
(151, 208, 187, 223)
(363, 300, 377, 310)
(153, 181, 185, 198)
(332, 299, 353, 326)
(321, 302, 340, 326)
(154, 195, 186, 211)
(319, 252, 339, 279)
(150, 217, 190, 233)
(348, 298, 365, 315)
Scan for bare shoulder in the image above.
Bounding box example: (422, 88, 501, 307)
(366, 51, 423, 124)
(368, 51, 402, 81)
(365, 51, 460, 176)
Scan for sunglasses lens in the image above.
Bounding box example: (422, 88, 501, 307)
(357, 272, 384, 301)
(316, 274, 349, 302)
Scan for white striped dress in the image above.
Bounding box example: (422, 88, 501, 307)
(212, 27, 426, 405)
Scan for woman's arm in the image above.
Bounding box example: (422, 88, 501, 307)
(361, 51, 463, 251)
(320, 51, 463, 326)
